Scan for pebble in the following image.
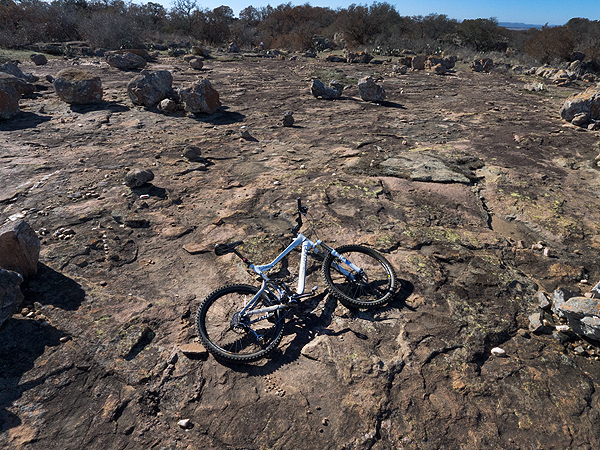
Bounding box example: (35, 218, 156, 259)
(178, 418, 192, 429)
(273, 181, 281, 185)
(491, 347, 506, 357)
(556, 324, 571, 332)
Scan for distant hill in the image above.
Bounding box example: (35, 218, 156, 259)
(499, 22, 545, 30)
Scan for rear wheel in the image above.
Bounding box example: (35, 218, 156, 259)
(195, 284, 285, 363)
(322, 245, 397, 308)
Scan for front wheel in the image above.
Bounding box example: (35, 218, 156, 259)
(322, 245, 397, 308)
(195, 284, 285, 363)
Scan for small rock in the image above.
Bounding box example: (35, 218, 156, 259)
(538, 291, 551, 310)
(30, 53, 48, 66)
(124, 169, 154, 188)
(158, 98, 178, 113)
(556, 324, 571, 332)
(529, 312, 547, 334)
(491, 347, 506, 357)
(282, 111, 294, 127)
(240, 126, 253, 140)
(574, 345, 586, 355)
(178, 418, 192, 429)
(182, 145, 203, 162)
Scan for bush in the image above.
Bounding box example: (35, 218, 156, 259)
(524, 26, 575, 64)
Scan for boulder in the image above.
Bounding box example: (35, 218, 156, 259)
(106, 52, 147, 70)
(178, 78, 221, 115)
(227, 42, 240, 53)
(559, 83, 600, 124)
(127, 70, 173, 107)
(30, 53, 48, 66)
(556, 296, 600, 341)
(392, 64, 408, 74)
(344, 51, 373, 64)
(118, 48, 150, 60)
(0, 268, 24, 328)
(191, 46, 209, 57)
(426, 56, 456, 74)
(324, 55, 347, 63)
(188, 58, 204, 70)
(124, 168, 154, 188)
(0, 219, 40, 277)
(310, 79, 343, 100)
(0, 72, 35, 96)
(0, 80, 20, 119)
(53, 68, 103, 104)
(0, 61, 39, 83)
(358, 76, 385, 102)
(411, 55, 427, 70)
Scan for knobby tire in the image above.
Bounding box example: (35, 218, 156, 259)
(195, 284, 285, 363)
(322, 245, 397, 308)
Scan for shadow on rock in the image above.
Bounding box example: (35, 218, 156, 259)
(0, 113, 51, 131)
(192, 107, 245, 125)
(0, 316, 64, 432)
(69, 101, 129, 114)
(130, 184, 168, 199)
(21, 263, 86, 310)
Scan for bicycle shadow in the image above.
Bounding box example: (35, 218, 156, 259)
(219, 277, 414, 375)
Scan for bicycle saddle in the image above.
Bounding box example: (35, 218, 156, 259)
(214, 241, 243, 256)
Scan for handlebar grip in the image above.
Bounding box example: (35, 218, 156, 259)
(297, 197, 302, 210)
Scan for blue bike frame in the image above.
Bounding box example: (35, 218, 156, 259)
(236, 233, 363, 323)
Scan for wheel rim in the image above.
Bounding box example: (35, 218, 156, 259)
(330, 252, 392, 303)
(203, 290, 280, 357)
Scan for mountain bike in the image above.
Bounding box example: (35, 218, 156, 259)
(195, 198, 398, 363)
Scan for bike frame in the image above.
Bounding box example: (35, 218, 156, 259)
(237, 233, 363, 325)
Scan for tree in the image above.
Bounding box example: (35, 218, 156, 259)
(457, 18, 504, 51)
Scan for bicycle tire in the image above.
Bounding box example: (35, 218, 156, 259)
(321, 245, 397, 308)
(195, 284, 285, 363)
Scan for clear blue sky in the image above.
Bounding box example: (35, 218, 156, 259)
(141, 0, 600, 26)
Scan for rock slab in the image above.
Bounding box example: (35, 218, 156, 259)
(0, 219, 40, 277)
